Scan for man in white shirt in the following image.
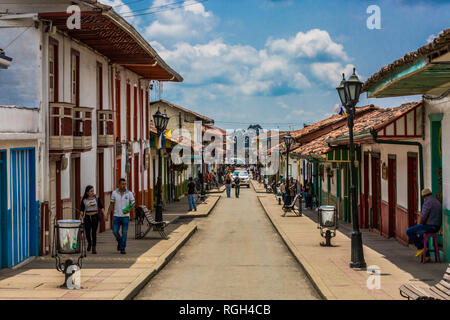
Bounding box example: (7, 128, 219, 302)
(108, 178, 135, 254)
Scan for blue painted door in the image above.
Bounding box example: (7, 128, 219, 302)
(0, 150, 7, 268)
(7, 148, 38, 267)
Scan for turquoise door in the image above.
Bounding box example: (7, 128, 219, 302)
(6, 148, 38, 267)
(0, 150, 7, 268)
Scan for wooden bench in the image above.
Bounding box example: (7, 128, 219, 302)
(282, 194, 302, 216)
(399, 264, 450, 300)
(135, 205, 168, 240)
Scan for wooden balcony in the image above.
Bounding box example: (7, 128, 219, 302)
(73, 107, 93, 151)
(97, 110, 114, 147)
(49, 102, 74, 152)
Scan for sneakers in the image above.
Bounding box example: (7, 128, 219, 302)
(415, 248, 425, 257)
(117, 243, 121, 251)
(120, 250, 126, 255)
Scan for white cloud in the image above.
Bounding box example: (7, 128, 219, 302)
(144, 0, 215, 43)
(266, 29, 349, 61)
(310, 62, 355, 87)
(154, 38, 312, 96)
(184, 0, 211, 17)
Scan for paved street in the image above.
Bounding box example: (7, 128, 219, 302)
(135, 186, 320, 300)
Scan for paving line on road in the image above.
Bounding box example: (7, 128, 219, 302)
(36, 256, 158, 263)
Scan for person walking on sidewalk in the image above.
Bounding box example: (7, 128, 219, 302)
(187, 177, 197, 212)
(107, 178, 135, 254)
(234, 174, 241, 198)
(80, 185, 104, 254)
(406, 188, 442, 261)
(280, 178, 286, 205)
(225, 172, 232, 198)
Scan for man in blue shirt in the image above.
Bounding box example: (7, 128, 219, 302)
(406, 188, 442, 260)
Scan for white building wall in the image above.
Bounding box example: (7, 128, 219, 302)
(361, 142, 422, 210)
(424, 97, 450, 210)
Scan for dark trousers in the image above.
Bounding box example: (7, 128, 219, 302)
(84, 213, 99, 247)
(235, 185, 240, 198)
(305, 195, 312, 209)
(406, 224, 440, 253)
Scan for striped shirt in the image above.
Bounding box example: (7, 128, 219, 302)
(420, 197, 442, 227)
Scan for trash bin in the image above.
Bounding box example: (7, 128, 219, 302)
(318, 206, 336, 228)
(57, 220, 82, 254)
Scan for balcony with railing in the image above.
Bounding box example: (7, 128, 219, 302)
(97, 110, 114, 147)
(73, 107, 93, 151)
(49, 102, 74, 151)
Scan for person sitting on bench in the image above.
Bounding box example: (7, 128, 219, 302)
(406, 188, 442, 261)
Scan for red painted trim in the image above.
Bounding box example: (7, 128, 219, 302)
(133, 86, 138, 140)
(414, 108, 417, 136)
(394, 120, 397, 136)
(97, 62, 103, 110)
(375, 103, 422, 133)
(145, 90, 149, 139)
(126, 82, 131, 141)
(56, 160, 62, 220)
(140, 87, 144, 142)
(404, 114, 407, 136)
(71, 49, 80, 107)
(49, 37, 59, 102)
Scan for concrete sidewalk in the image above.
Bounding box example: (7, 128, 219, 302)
(251, 179, 268, 193)
(178, 195, 221, 218)
(207, 185, 226, 194)
(0, 196, 217, 300)
(255, 182, 448, 300)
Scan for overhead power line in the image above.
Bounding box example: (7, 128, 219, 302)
(121, 0, 208, 18)
(117, 0, 187, 14)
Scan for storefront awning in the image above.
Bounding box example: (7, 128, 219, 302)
(363, 28, 450, 98)
(38, 10, 182, 82)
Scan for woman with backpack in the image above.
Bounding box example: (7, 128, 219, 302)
(80, 185, 105, 254)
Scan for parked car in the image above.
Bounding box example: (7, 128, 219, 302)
(232, 170, 250, 188)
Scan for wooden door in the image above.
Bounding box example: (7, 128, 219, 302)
(388, 156, 397, 237)
(134, 153, 140, 205)
(97, 152, 105, 233)
(132, 154, 139, 220)
(371, 155, 381, 231)
(407, 154, 418, 227)
(0, 150, 7, 268)
(363, 153, 369, 228)
(50, 160, 62, 221)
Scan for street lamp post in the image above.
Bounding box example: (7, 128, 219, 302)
(284, 133, 293, 205)
(336, 68, 366, 269)
(153, 109, 169, 223)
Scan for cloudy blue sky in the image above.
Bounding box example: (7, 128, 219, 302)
(104, 0, 450, 130)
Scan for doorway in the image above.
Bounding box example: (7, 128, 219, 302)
(407, 153, 419, 227)
(371, 154, 381, 231)
(363, 153, 369, 229)
(97, 151, 105, 232)
(70, 156, 81, 219)
(0, 150, 7, 268)
(388, 155, 397, 237)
